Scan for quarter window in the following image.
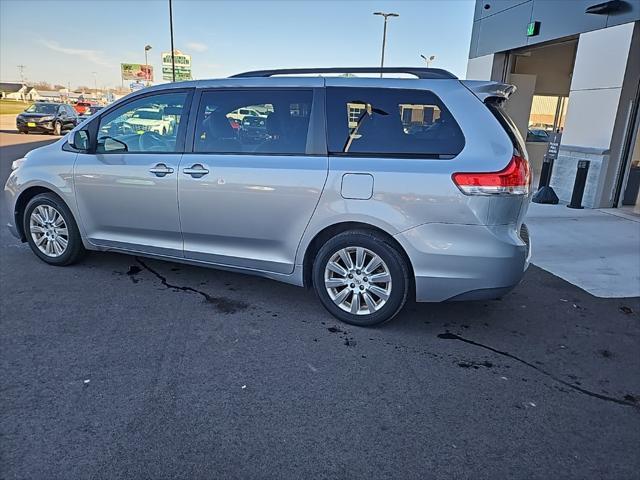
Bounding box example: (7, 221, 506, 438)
(96, 92, 188, 153)
(194, 89, 313, 155)
(327, 87, 464, 157)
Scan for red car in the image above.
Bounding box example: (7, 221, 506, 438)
(74, 102, 94, 115)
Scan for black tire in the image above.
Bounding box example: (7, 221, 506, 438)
(53, 121, 62, 136)
(312, 230, 409, 327)
(23, 193, 85, 266)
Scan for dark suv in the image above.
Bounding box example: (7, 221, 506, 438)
(16, 103, 78, 135)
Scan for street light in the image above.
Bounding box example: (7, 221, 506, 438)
(168, 0, 176, 82)
(420, 54, 436, 68)
(144, 44, 152, 85)
(92, 71, 97, 99)
(373, 11, 399, 78)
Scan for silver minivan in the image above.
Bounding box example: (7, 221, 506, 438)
(4, 67, 531, 326)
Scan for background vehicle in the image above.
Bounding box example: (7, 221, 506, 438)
(4, 67, 531, 326)
(527, 128, 550, 142)
(238, 115, 268, 143)
(16, 102, 78, 135)
(74, 101, 94, 115)
(78, 105, 104, 122)
(123, 107, 175, 135)
(227, 107, 266, 122)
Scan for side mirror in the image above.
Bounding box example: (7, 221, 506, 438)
(72, 130, 89, 151)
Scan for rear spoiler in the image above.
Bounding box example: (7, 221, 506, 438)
(460, 80, 517, 103)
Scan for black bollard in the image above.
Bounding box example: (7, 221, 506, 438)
(567, 160, 590, 209)
(532, 156, 559, 204)
(538, 157, 553, 189)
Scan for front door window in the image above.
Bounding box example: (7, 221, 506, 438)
(97, 92, 188, 153)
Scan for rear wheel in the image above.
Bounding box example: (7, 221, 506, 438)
(23, 193, 85, 266)
(312, 231, 409, 326)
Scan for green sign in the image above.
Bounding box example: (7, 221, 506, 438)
(527, 21, 540, 37)
(162, 51, 192, 81)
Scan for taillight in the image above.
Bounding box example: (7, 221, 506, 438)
(452, 155, 531, 196)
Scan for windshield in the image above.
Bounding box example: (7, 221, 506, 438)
(25, 104, 57, 114)
(132, 110, 162, 120)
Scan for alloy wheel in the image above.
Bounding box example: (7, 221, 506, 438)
(324, 246, 392, 315)
(29, 205, 69, 257)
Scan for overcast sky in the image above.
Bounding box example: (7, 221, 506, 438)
(0, 0, 475, 88)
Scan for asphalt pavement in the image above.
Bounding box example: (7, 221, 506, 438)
(1, 131, 639, 479)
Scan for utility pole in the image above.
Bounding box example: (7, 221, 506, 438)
(169, 0, 176, 82)
(373, 12, 399, 78)
(17, 64, 26, 83)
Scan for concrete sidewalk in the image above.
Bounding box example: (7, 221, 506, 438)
(526, 202, 640, 298)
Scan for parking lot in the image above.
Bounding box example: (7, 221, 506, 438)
(1, 131, 639, 479)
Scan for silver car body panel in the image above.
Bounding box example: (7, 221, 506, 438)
(74, 152, 184, 257)
(4, 75, 531, 301)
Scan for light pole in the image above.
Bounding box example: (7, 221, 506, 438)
(373, 12, 399, 77)
(168, 0, 176, 82)
(92, 71, 97, 99)
(420, 54, 436, 68)
(144, 44, 152, 85)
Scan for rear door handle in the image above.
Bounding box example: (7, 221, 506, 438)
(149, 163, 174, 177)
(183, 164, 209, 178)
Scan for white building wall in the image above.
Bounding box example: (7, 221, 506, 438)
(465, 54, 495, 80)
(551, 22, 635, 207)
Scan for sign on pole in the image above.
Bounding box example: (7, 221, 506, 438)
(162, 51, 192, 81)
(121, 63, 154, 81)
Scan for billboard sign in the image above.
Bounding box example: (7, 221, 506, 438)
(121, 63, 153, 81)
(162, 51, 192, 81)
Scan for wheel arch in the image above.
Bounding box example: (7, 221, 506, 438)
(301, 221, 415, 291)
(14, 186, 70, 241)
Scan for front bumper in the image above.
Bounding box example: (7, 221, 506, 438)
(16, 119, 54, 133)
(394, 222, 530, 302)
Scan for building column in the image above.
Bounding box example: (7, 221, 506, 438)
(551, 22, 636, 208)
(465, 53, 507, 82)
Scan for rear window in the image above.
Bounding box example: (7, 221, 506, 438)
(326, 87, 464, 158)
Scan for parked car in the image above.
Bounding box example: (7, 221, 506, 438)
(239, 115, 268, 143)
(74, 101, 94, 115)
(122, 107, 175, 135)
(78, 105, 103, 122)
(227, 107, 265, 122)
(4, 67, 532, 326)
(16, 102, 78, 135)
(527, 128, 550, 142)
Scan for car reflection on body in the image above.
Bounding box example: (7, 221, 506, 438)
(123, 108, 175, 135)
(238, 115, 268, 143)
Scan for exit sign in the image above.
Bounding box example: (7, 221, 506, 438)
(527, 21, 541, 36)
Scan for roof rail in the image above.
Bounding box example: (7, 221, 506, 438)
(230, 67, 457, 80)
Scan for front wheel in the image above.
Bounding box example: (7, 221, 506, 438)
(312, 231, 409, 327)
(53, 121, 62, 136)
(23, 193, 85, 266)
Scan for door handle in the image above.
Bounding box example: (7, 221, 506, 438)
(149, 163, 175, 177)
(183, 164, 209, 178)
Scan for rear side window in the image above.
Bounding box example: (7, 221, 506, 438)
(193, 89, 313, 155)
(486, 99, 527, 158)
(326, 87, 464, 158)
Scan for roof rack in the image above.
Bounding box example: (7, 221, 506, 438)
(230, 67, 457, 80)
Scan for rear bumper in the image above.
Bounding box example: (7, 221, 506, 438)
(394, 222, 530, 302)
